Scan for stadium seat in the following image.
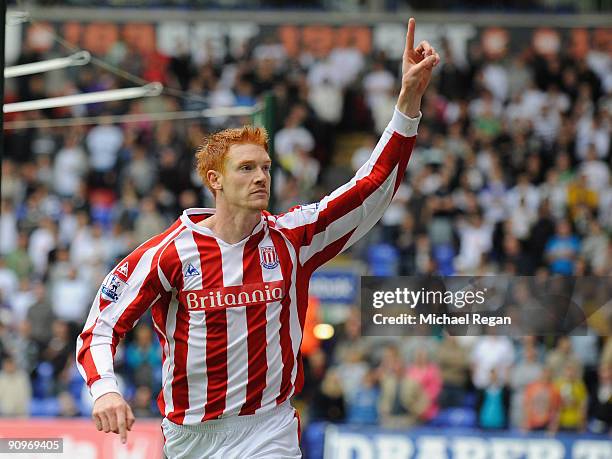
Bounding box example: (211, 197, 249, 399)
(30, 397, 61, 417)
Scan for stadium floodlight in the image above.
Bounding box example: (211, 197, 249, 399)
(3, 82, 164, 113)
(4, 51, 91, 78)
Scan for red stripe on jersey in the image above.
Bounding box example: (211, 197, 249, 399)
(77, 315, 105, 386)
(170, 300, 191, 423)
(193, 232, 228, 421)
(239, 230, 267, 415)
(393, 134, 415, 193)
(303, 230, 355, 283)
(269, 230, 295, 405)
(158, 230, 188, 284)
(162, 241, 190, 424)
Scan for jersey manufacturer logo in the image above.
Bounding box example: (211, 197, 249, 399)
(115, 261, 129, 279)
(260, 246, 279, 269)
(184, 263, 200, 278)
(299, 202, 320, 212)
(101, 274, 128, 303)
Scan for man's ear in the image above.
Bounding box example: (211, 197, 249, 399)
(207, 170, 223, 191)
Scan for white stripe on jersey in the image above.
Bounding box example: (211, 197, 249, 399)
(176, 231, 204, 291)
(175, 231, 207, 424)
(219, 241, 249, 416)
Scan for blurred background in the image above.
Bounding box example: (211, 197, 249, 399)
(1, 0, 611, 458)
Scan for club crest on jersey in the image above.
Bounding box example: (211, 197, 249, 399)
(184, 263, 200, 278)
(115, 261, 129, 279)
(101, 274, 128, 303)
(260, 246, 279, 269)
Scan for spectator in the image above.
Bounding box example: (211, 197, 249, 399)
(124, 143, 158, 196)
(125, 324, 162, 391)
(579, 147, 610, 193)
(544, 219, 581, 275)
(0, 258, 19, 306)
(57, 391, 79, 417)
(346, 368, 380, 425)
(362, 59, 395, 113)
(546, 336, 583, 380)
(40, 320, 73, 383)
(590, 364, 611, 434)
(470, 335, 515, 389)
(131, 385, 158, 418)
(510, 344, 543, 428)
(86, 121, 124, 188)
(437, 335, 470, 408)
(3, 232, 33, 280)
(134, 198, 168, 244)
(311, 368, 345, 423)
(523, 367, 561, 432)
(336, 347, 369, 405)
(567, 174, 598, 220)
(581, 220, 610, 274)
(274, 104, 315, 165)
(51, 267, 91, 325)
(10, 278, 36, 324)
(454, 211, 493, 273)
(25, 282, 55, 347)
(28, 217, 57, 277)
(554, 362, 588, 432)
(308, 77, 344, 125)
(13, 320, 40, 377)
(476, 368, 511, 430)
(405, 348, 442, 421)
(378, 344, 427, 428)
(52, 131, 88, 198)
(0, 355, 31, 417)
(0, 200, 18, 256)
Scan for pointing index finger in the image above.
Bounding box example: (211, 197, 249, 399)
(116, 406, 128, 444)
(407, 17, 415, 51)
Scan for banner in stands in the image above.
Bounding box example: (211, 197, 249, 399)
(0, 419, 163, 459)
(7, 21, 611, 66)
(302, 423, 612, 459)
(310, 269, 359, 305)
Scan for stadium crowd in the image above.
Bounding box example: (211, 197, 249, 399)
(0, 23, 610, 436)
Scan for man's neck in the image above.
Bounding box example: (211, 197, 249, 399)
(198, 206, 262, 245)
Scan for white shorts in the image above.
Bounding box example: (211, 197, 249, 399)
(161, 400, 302, 459)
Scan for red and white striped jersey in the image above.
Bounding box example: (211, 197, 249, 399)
(76, 108, 419, 424)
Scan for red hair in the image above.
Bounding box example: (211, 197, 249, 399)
(196, 125, 269, 195)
